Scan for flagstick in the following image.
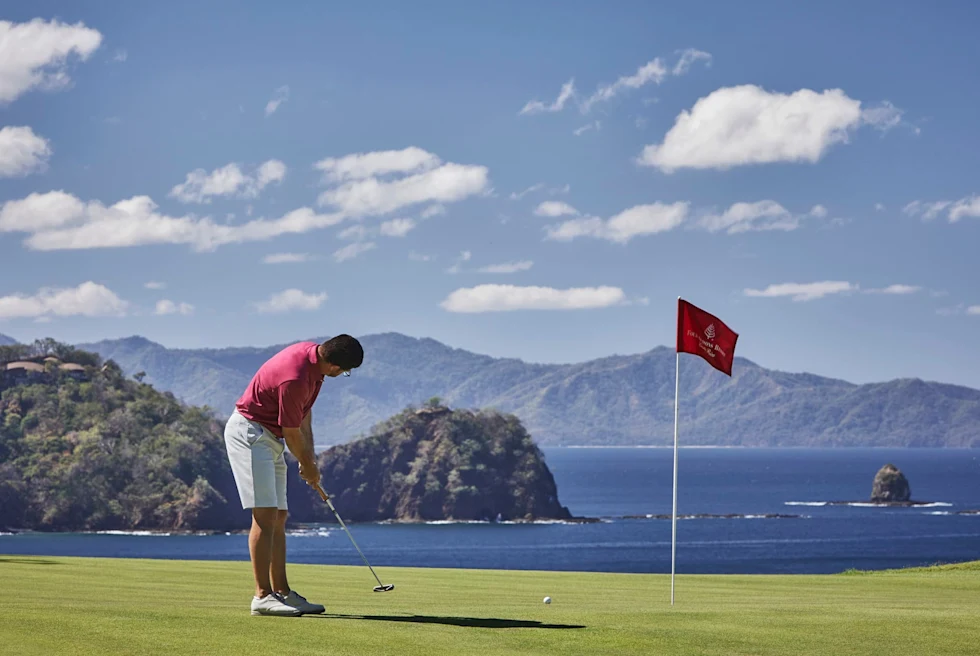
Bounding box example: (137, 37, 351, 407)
(671, 347, 680, 606)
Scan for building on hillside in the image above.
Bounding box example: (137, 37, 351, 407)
(3, 361, 46, 383)
(58, 362, 89, 381)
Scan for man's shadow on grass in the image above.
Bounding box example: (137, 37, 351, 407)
(315, 613, 585, 630)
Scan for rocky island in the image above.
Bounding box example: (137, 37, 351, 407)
(870, 463, 911, 502)
(298, 401, 577, 523)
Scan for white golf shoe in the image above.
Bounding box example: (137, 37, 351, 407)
(280, 590, 325, 615)
(250, 593, 302, 617)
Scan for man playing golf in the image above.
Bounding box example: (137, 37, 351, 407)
(224, 334, 364, 616)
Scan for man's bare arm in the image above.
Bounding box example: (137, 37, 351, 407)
(282, 425, 319, 486)
(300, 411, 314, 453)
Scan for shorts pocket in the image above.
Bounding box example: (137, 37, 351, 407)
(244, 419, 265, 446)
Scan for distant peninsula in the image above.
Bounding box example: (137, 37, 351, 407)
(291, 400, 577, 523)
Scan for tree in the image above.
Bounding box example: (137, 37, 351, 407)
(133, 371, 147, 383)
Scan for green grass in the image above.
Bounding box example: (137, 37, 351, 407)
(3, 555, 978, 655)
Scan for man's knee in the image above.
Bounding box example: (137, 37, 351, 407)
(252, 507, 279, 531)
(276, 509, 288, 528)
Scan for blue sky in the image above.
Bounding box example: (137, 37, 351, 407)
(1, 1, 979, 389)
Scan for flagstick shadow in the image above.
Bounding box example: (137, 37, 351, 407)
(0, 557, 62, 565)
(312, 613, 586, 630)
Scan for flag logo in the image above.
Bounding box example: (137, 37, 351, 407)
(677, 299, 738, 376)
(704, 324, 716, 340)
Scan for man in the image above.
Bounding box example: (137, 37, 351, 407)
(224, 334, 363, 616)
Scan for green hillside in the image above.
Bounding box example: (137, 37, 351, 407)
(79, 333, 980, 447)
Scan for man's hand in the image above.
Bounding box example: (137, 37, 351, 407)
(298, 460, 321, 488)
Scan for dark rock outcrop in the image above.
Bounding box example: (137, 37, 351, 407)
(306, 404, 574, 523)
(871, 463, 911, 502)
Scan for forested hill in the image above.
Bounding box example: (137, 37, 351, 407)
(77, 333, 980, 448)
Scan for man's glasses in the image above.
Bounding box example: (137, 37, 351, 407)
(343, 370, 351, 377)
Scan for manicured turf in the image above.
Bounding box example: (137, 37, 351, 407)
(4, 555, 978, 655)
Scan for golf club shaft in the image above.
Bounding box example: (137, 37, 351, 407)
(314, 483, 387, 588)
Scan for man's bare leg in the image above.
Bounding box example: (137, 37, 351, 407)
(271, 509, 290, 594)
(249, 508, 279, 598)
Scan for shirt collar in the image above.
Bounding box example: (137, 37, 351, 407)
(308, 343, 324, 380)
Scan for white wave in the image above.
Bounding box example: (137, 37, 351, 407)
(94, 530, 172, 536)
(785, 502, 828, 507)
(286, 528, 332, 537)
(927, 511, 952, 516)
(918, 502, 954, 508)
(0, 531, 13, 536)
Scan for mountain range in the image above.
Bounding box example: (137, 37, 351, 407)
(44, 332, 977, 449)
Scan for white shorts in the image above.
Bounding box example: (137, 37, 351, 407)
(224, 410, 288, 510)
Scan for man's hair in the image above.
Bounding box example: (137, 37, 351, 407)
(321, 334, 363, 370)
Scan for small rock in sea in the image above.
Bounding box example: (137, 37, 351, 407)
(871, 463, 911, 502)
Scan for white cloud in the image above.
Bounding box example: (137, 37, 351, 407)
(379, 217, 416, 237)
(112, 49, 127, 63)
(265, 85, 289, 116)
(144, 281, 166, 290)
(809, 205, 828, 219)
(317, 152, 489, 217)
(476, 260, 534, 274)
(409, 251, 431, 262)
(154, 299, 194, 315)
(0, 18, 103, 104)
(254, 289, 327, 313)
(875, 203, 886, 212)
(582, 59, 668, 112)
(573, 121, 601, 136)
(744, 281, 855, 302)
(550, 184, 571, 195)
(902, 200, 951, 221)
(420, 204, 446, 219)
(169, 159, 286, 203)
(672, 48, 712, 76)
(315, 147, 440, 183)
(440, 284, 626, 313)
(333, 242, 376, 262)
(263, 252, 310, 264)
(0, 281, 127, 319)
(545, 202, 689, 243)
(0, 126, 51, 176)
(860, 101, 906, 133)
(699, 200, 797, 234)
(337, 224, 368, 241)
(865, 284, 921, 295)
(534, 201, 578, 217)
(2, 191, 345, 252)
(446, 250, 472, 274)
(639, 85, 877, 172)
(509, 183, 544, 200)
(949, 196, 980, 222)
(519, 79, 575, 115)
(968, 306, 980, 316)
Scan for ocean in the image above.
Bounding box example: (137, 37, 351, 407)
(2, 447, 978, 575)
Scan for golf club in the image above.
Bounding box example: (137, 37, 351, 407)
(313, 482, 394, 592)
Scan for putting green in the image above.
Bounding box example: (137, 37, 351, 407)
(4, 555, 977, 655)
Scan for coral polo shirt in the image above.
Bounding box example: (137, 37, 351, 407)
(235, 341, 324, 438)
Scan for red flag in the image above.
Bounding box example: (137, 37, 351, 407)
(676, 298, 739, 376)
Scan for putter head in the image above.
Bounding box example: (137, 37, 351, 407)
(373, 584, 395, 592)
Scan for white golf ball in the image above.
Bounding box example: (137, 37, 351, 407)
(543, 596, 552, 604)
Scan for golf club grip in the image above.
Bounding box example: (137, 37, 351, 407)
(314, 483, 329, 502)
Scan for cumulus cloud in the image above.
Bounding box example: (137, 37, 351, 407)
(865, 284, 921, 295)
(315, 147, 440, 183)
(545, 202, 689, 244)
(534, 201, 578, 217)
(169, 159, 286, 203)
(638, 85, 902, 172)
(743, 281, 856, 302)
(476, 260, 534, 274)
(254, 289, 326, 313)
(440, 284, 626, 313)
(0, 18, 103, 104)
(1, 191, 344, 251)
(0, 281, 127, 319)
(154, 299, 194, 315)
(903, 196, 979, 223)
(317, 149, 489, 217)
(519, 79, 576, 115)
(379, 217, 416, 237)
(333, 241, 376, 262)
(420, 204, 446, 219)
(698, 200, 827, 234)
(0, 126, 51, 176)
(265, 85, 289, 116)
(263, 252, 310, 264)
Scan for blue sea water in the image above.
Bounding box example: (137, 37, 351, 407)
(2, 448, 978, 575)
